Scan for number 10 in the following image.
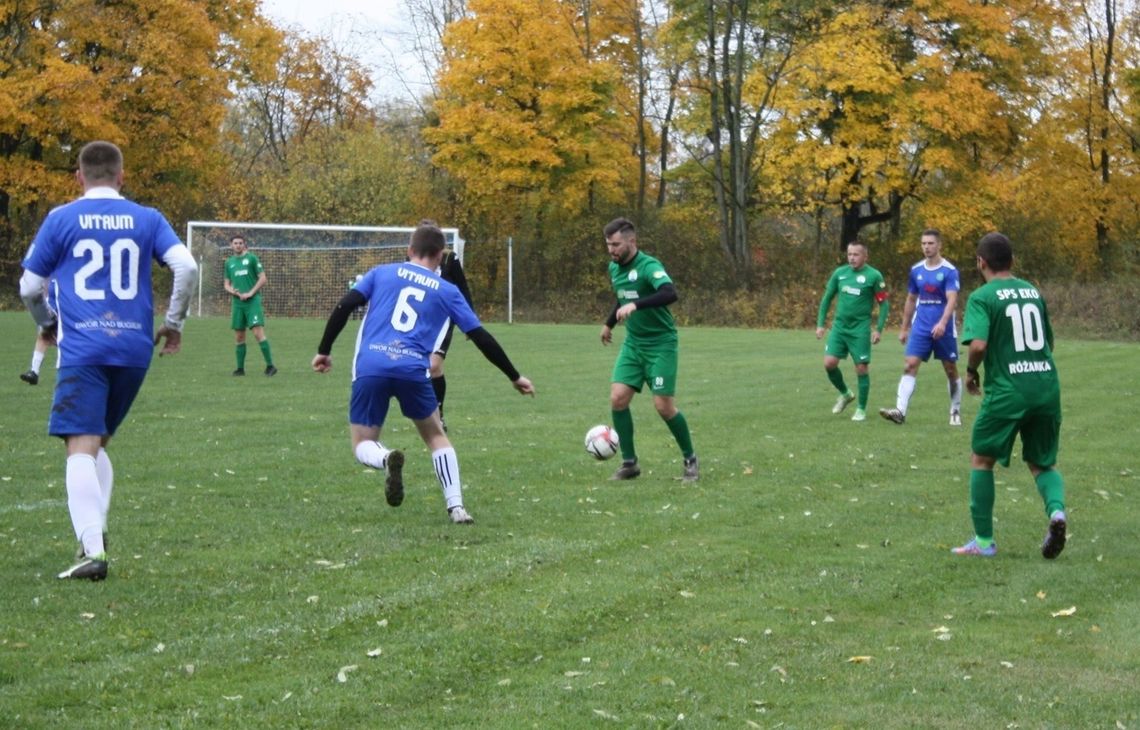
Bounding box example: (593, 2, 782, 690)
(1004, 302, 1045, 352)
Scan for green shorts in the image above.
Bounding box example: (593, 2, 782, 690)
(971, 398, 1061, 468)
(612, 341, 678, 396)
(231, 297, 266, 330)
(824, 326, 872, 364)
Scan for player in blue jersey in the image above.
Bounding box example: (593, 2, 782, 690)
(19, 141, 199, 581)
(879, 229, 964, 425)
(312, 222, 534, 524)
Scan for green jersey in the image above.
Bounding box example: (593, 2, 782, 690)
(609, 251, 676, 345)
(225, 251, 264, 297)
(817, 264, 889, 331)
(962, 276, 1059, 412)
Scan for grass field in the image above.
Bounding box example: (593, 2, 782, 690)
(1, 312, 1138, 729)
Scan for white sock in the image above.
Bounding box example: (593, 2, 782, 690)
(95, 448, 114, 522)
(354, 440, 392, 470)
(897, 375, 917, 414)
(31, 350, 45, 374)
(432, 447, 463, 510)
(949, 377, 963, 412)
(67, 454, 105, 557)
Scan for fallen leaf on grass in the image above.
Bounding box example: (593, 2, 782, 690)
(1036, 591, 1046, 600)
(846, 656, 873, 663)
(931, 626, 952, 633)
(337, 665, 358, 683)
(593, 709, 619, 721)
(366, 647, 382, 658)
(1051, 606, 1077, 618)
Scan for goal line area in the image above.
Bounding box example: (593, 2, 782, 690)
(186, 221, 465, 318)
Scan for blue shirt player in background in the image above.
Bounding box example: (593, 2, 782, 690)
(880, 228, 963, 426)
(312, 221, 535, 524)
(19, 141, 199, 581)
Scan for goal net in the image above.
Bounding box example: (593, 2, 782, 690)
(186, 221, 465, 318)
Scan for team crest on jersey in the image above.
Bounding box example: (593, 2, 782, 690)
(628, 271, 638, 282)
(856, 275, 866, 284)
(936, 272, 944, 281)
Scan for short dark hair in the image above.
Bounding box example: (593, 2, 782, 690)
(603, 217, 636, 238)
(78, 141, 123, 183)
(846, 238, 867, 251)
(231, 235, 246, 245)
(921, 228, 941, 241)
(410, 222, 446, 257)
(977, 232, 1013, 272)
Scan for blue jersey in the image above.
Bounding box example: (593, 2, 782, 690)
(22, 188, 182, 368)
(351, 262, 482, 381)
(907, 259, 959, 333)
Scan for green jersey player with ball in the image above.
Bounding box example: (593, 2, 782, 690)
(600, 218, 698, 483)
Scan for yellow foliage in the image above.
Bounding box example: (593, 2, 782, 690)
(428, 0, 636, 217)
(1, 0, 275, 233)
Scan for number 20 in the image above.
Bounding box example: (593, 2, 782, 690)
(74, 238, 140, 300)
(1004, 302, 1045, 352)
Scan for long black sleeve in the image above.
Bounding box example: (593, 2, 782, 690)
(466, 326, 520, 381)
(317, 289, 367, 355)
(441, 251, 474, 306)
(606, 283, 678, 328)
(635, 283, 677, 310)
(605, 301, 620, 328)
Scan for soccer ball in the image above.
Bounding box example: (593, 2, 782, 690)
(584, 424, 619, 460)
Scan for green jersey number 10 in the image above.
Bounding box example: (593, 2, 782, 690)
(1004, 302, 1045, 352)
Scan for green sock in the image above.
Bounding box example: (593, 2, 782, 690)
(611, 408, 635, 462)
(969, 468, 995, 541)
(259, 339, 274, 366)
(665, 411, 694, 459)
(236, 343, 247, 369)
(857, 373, 870, 410)
(1034, 469, 1066, 517)
(975, 536, 994, 549)
(827, 368, 848, 394)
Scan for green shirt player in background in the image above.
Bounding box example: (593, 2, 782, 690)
(600, 217, 698, 482)
(224, 235, 277, 376)
(951, 232, 1067, 559)
(816, 239, 890, 421)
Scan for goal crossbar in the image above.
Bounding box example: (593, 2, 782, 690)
(187, 221, 464, 318)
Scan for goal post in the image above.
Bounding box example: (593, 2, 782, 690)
(186, 221, 465, 318)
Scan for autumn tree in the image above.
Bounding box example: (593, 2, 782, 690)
(662, 0, 816, 279)
(1005, 0, 1140, 274)
(429, 0, 630, 211)
(426, 0, 638, 296)
(224, 30, 375, 176)
(767, 0, 1056, 253)
(0, 0, 278, 281)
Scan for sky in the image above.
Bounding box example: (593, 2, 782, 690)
(257, 0, 429, 102)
